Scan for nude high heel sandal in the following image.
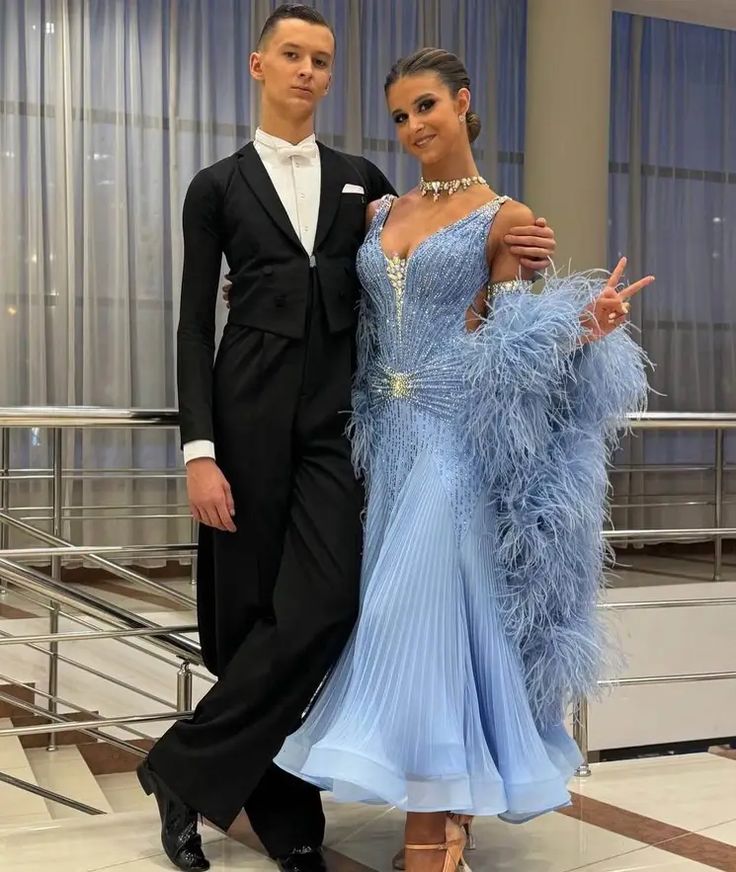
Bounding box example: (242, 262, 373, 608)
(393, 817, 475, 870)
(448, 815, 476, 851)
(402, 817, 468, 872)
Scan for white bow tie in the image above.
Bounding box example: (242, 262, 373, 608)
(273, 140, 318, 162)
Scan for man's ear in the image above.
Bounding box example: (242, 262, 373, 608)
(250, 51, 264, 81)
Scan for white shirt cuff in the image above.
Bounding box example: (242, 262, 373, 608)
(183, 440, 216, 465)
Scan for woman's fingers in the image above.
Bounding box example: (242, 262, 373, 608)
(606, 256, 627, 291)
(619, 275, 656, 300)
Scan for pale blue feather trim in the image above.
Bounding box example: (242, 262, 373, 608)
(461, 271, 649, 728)
(348, 292, 379, 483)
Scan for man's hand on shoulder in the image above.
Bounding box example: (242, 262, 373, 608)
(502, 204, 556, 273)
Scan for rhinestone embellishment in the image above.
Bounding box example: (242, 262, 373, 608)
(385, 254, 408, 337)
(419, 175, 489, 202)
(389, 370, 413, 399)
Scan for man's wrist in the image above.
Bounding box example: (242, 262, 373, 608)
(183, 439, 216, 466)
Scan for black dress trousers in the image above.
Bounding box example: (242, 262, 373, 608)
(149, 271, 363, 856)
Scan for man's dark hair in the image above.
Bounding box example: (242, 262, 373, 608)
(257, 4, 335, 49)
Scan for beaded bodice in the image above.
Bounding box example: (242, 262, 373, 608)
(356, 194, 509, 420)
(353, 194, 512, 535)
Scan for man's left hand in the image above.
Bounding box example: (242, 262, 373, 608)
(504, 217, 556, 272)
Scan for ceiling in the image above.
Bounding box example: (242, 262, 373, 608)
(612, 0, 736, 31)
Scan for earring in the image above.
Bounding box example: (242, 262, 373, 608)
(459, 114, 466, 123)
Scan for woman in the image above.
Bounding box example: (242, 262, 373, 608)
(275, 48, 653, 872)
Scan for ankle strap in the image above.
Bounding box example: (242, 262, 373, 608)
(404, 839, 464, 852)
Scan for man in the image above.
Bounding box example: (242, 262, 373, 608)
(138, 6, 557, 872)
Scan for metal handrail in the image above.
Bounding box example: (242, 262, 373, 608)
(0, 407, 178, 427)
(0, 409, 199, 788)
(0, 771, 106, 816)
(0, 470, 185, 480)
(611, 464, 735, 473)
(0, 406, 734, 427)
(573, 591, 736, 777)
(0, 532, 714, 554)
(598, 671, 736, 687)
(0, 627, 179, 710)
(0, 711, 192, 736)
(0, 511, 195, 609)
(0, 669, 154, 746)
(0, 625, 198, 645)
(0, 558, 202, 664)
(6, 583, 213, 683)
(0, 406, 732, 797)
(0, 688, 151, 754)
(0, 544, 194, 559)
(573, 664, 736, 778)
(627, 411, 736, 428)
(600, 596, 736, 610)
(604, 527, 736, 540)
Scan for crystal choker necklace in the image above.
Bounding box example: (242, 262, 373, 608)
(419, 175, 488, 201)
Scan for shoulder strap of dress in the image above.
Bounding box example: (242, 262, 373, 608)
(367, 193, 396, 236)
(486, 194, 510, 221)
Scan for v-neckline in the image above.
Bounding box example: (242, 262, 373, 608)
(377, 194, 507, 266)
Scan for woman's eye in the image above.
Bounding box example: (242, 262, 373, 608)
(418, 99, 435, 113)
(392, 113, 407, 125)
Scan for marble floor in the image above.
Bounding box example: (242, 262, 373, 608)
(2, 549, 734, 869)
(2, 753, 736, 872)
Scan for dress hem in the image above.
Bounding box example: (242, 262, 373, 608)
(276, 740, 577, 820)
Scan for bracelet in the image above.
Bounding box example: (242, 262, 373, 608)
(486, 278, 533, 301)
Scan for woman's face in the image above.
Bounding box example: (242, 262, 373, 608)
(386, 72, 470, 165)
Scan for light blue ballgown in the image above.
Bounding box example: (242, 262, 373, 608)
(275, 195, 648, 820)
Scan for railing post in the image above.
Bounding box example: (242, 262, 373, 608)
(714, 429, 724, 581)
(190, 517, 198, 586)
(47, 427, 63, 752)
(573, 698, 591, 777)
(176, 661, 193, 712)
(0, 428, 9, 597)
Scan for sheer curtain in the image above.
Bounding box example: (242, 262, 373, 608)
(0, 0, 527, 555)
(608, 13, 736, 539)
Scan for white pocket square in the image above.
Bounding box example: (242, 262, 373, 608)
(342, 183, 365, 194)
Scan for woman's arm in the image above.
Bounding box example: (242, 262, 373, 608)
(487, 200, 536, 287)
(465, 200, 534, 331)
(484, 202, 655, 342)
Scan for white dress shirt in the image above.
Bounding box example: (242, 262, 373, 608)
(183, 128, 322, 466)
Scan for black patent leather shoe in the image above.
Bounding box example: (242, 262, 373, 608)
(275, 847, 328, 872)
(137, 758, 210, 871)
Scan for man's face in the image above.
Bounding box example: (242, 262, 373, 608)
(250, 18, 334, 118)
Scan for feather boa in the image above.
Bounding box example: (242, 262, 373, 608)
(461, 272, 649, 728)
